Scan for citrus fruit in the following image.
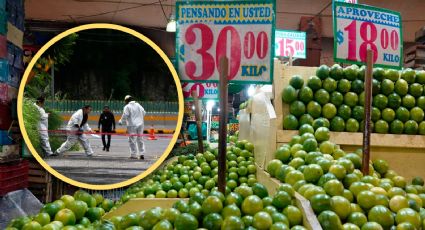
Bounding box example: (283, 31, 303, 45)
(303, 138, 318, 152)
(272, 191, 292, 209)
(330, 64, 344, 80)
(202, 213, 223, 230)
(41, 203, 61, 219)
(390, 120, 404, 134)
(307, 76, 322, 91)
(373, 94, 388, 110)
(119, 213, 139, 229)
(381, 79, 395, 95)
(372, 159, 389, 175)
(345, 65, 359, 81)
(401, 68, 416, 83)
(416, 70, 425, 83)
(346, 118, 360, 132)
(221, 203, 241, 219)
(175, 213, 198, 230)
(417, 96, 425, 110)
(299, 86, 314, 103)
(419, 121, 425, 134)
(315, 127, 330, 142)
(313, 117, 330, 129)
(361, 222, 384, 230)
(310, 194, 331, 214)
(283, 115, 299, 130)
(331, 91, 344, 106)
(315, 89, 330, 105)
(373, 67, 386, 81)
(345, 92, 359, 107)
(282, 86, 298, 103)
(283, 205, 303, 226)
(152, 219, 173, 230)
(289, 75, 304, 89)
(368, 205, 394, 228)
(252, 183, 269, 199)
(395, 208, 421, 228)
(242, 195, 263, 215)
(221, 216, 244, 230)
(331, 116, 346, 131)
(303, 164, 323, 183)
(357, 191, 377, 210)
(252, 211, 273, 230)
(322, 103, 337, 119)
(396, 107, 410, 122)
(338, 79, 351, 93)
(348, 212, 367, 227)
(323, 77, 338, 93)
(402, 95, 416, 109)
(22, 221, 42, 230)
(101, 199, 114, 212)
(85, 207, 104, 222)
(387, 93, 402, 109)
(351, 79, 364, 94)
(395, 79, 409, 96)
(330, 196, 351, 220)
(409, 83, 423, 97)
(352, 106, 364, 121)
(410, 107, 424, 122)
(267, 160, 283, 177)
(317, 65, 330, 80)
(374, 120, 389, 134)
(324, 179, 344, 196)
(65, 200, 88, 221)
(34, 213, 50, 227)
(372, 79, 381, 96)
(404, 120, 418, 135)
(338, 105, 352, 120)
(54, 209, 76, 226)
(412, 177, 424, 186)
(318, 211, 343, 230)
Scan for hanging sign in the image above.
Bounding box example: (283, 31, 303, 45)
(333, 2, 403, 69)
(183, 82, 219, 101)
(275, 30, 306, 59)
(176, 0, 276, 83)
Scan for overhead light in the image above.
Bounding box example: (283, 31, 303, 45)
(206, 100, 215, 111)
(166, 14, 176, 32)
(247, 85, 256, 97)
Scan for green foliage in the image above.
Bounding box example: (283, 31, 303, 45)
(23, 97, 42, 154)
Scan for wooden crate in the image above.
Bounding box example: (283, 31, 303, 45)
(27, 160, 53, 203)
(268, 62, 425, 181)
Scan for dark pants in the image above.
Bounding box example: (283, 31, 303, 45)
(101, 128, 112, 149)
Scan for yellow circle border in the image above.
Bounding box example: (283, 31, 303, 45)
(17, 23, 184, 190)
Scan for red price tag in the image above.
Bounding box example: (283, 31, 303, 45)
(176, 1, 275, 83)
(333, 2, 402, 68)
(275, 30, 306, 59)
(182, 82, 219, 101)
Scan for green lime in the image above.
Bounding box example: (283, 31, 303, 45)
(419, 121, 425, 135)
(395, 79, 409, 96)
(290, 101, 306, 117)
(317, 65, 330, 80)
(372, 79, 381, 96)
(330, 64, 344, 80)
(373, 67, 386, 81)
(322, 103, 337, 119)
(417, 96, 425, 110)
(346, 118, 359, 132)
(299, 114, 314, 126)
(330, 91, 344, 106)
(352, 106, 364, 121)
(402, 95, 416, 109)
(307, 101, 322, 118)
(283, 115, 299, 130)
(404, 120, 418, 135)
(323, 77, 337, 93)
(385, 68, 400, 81)
(388, 93, 402, 109)
(318, 211, 343, 230)
(344, 92, 359, 107)
(307, 76, 322, 91)
(357, 66, 366, 80)
(410, 107, 424, 122)
(290, 75, 304, 89)
(375, 120, 389, 134)
(282, 85, 298, 104)
(409, 83, 423, 97)
(315, 89, 330, 105)
(315, 127, 330, 142)
(338, 104, 352, 120)
(338, 79, 351, 93)
(401, 68, 416, 83)
(351, 79, 364, 94)
(330, 116, 346, 132)
(372, 107, 381, 122)
(416, 70, 425, 84)
(313, 117, 330, 130)
(344, 65, 359, 81)
(382, 108, 396, 122)
(298, 86, 314, 103)
(373, 94, 388, 110)
(390, 120, 404, 134)
(396, 107, 410, 122)
(381, 79, 395, 95)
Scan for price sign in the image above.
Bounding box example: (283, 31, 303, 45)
(275, 30, 306, 59)
(183, 82, 219, 101)
(176, 1, 275, 83)
(334, 0, 357, 4)
(333, 2, 402, 69)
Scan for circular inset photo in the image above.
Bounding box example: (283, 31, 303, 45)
(18, 24, 183, 189)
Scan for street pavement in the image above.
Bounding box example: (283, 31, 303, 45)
(44, 134, 174, 185)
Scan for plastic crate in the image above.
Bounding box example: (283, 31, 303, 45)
(0, 59, 8, 82)
(0, 179, 28, 196)
(0, 160, 28, 187)
(0, 10, 6, 35)
(0, 130, 12, 145)
(0, 35, 5, 58)
(0, 102, 11, 130)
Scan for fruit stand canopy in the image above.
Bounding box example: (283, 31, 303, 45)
(25, 0, 425, 42)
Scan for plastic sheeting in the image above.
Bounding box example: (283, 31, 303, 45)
(0, 189, 43, 229)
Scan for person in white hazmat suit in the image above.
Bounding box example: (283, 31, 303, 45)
(119, 95, 146, 159)
(34, 97, 54, 156)
(54, 105, 94, 156)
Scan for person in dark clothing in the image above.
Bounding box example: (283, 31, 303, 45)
(98, 106, 116, 151)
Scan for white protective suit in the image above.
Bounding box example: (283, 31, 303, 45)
(119, 101, 146, 157)
(56, 109, 94, 156)
(34, 103, 54, 156)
